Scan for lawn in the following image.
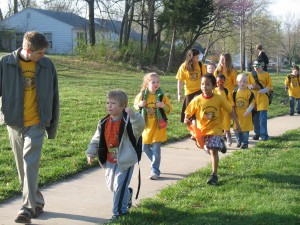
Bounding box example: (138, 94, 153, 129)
(113, 129, 300, 225)
(0, 54, 293, 206)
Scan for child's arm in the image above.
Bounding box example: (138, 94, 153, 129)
(86, 123, 101, 165)
(244, 104, 254, 117)
(230, 110, 241, 132)
(157, 96, 172, 114)
(177, 80, 183, 102)
(126, 107, 146, 139)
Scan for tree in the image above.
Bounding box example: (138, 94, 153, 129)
(84, 0, 96, 46)
(159, 0, 214, 70)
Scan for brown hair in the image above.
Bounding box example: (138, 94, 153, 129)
(106, 90, 128, 107)
(22, 31, 49, 51)
(216, 53, 234, 75)
(184, 48, 200, 71)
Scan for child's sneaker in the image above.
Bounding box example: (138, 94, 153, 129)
(149, 173, 159, 180)
(227, 136, 232, 147)
(127, 187, 133, 209)
(241, 144, 248, 149)
(236, 141, 241, 148)
(207, 174, 218, 185)
(219, 139, 227, 154)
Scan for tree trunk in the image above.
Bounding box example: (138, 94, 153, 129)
(145, 0, 155, 52)
(167, 27, 176, 71)
(87, 0, 95, 46)
(14, 0, 18, 14)
(125, 0, 134, 46)
(140, 0, 145, 53)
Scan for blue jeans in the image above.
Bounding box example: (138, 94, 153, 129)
(234, 131, 250, 145)
(289, 97, 300, 114)
(253, 110, 268, 140)
(105, 161, 133, 216)
(143, 142, 161, 176)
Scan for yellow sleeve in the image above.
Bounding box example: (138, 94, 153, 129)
(133, 92, 143, 110)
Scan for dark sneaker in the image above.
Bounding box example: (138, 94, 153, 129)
(15, 213, 31, 223)
(219, 139, 227, 154)
(252, 134, 259, 140)
(241, 144, 248, 149)
(33, 206, 44, 218)
(207, 174, 218, 185)
(289, 112, 294, 116)
(236, 141, 241, 148)
(127, 188, 133, 209)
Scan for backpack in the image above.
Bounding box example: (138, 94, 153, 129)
(232, 88, 255, 114)
(141, 90, 168, 123)
(126, 119, 143, 200)
(251, 70, 273, 105)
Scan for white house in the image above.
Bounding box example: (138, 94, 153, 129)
(0, 7, 142, 54)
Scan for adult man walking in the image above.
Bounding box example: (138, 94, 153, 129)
(0, 31, 59, 223)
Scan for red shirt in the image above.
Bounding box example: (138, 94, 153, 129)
(105, 117, 121, 163)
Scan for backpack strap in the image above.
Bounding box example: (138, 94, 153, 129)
(224, 87, 229, 97)
(126, 121, 142, 200)
(232, 88, 238, 104)
(249, 90, 255, 105)
(198, 61, 202, 76)
(251, 70, 264, 89)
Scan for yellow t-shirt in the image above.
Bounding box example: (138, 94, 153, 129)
(230, 89, 255, 131)
(214, 68, 237, 93)
(134, 92, 172, 144)
(248, 71, 273, 111)
(19, 60, 40, 126)
(284, 74, 300, 98)
(176, 62, 206, 95)
(213, 88, 233, 130)
(185, 94, 232, 136)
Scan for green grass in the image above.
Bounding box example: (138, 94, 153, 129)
(111, 129, 300, 225)
(0, 54, 294, 208)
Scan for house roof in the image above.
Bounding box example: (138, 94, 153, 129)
(28, 7, 89, 28)
(94, 18, 142, 41)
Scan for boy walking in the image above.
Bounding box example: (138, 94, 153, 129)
(284, 65, 300, 115)
(248, 61, 273, 141)
(86, 90, 145, 222)
(231, 74, 255, 149)
(0, 31, 60, 223)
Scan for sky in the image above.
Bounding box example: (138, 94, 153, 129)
(1, 0, 300, 20)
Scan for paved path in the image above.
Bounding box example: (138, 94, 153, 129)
(0, 114, 299, 225)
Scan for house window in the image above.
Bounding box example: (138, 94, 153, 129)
(43, 33, 52, 49)
(77, 32, 85, 46)
(16, 32, 24, 49)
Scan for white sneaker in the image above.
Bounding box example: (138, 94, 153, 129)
(149, 173, 159, 180)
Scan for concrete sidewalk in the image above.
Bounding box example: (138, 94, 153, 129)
(0, 114, 299, 225)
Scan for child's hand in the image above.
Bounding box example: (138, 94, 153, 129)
(139, 100, 146, 108)
(125, 107, 134, 117)
(156, 101, 165, 108)
(87, 156, 94, 165)
(184, 117, 192, 126)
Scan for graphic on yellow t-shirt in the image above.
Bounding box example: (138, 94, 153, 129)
(189, 70, 201, 81)
(19, 60, 40, 126)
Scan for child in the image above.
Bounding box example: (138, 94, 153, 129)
(231, 74, 255, 149)
(206, 63, 216, 76)
(213, 74, 234, 146)
(184, 74, 241, 185)
(248, 61, 273, 141)
(214, 53, 238, 94)
(284, 65, 300, 115)
(86, 90, 145, 221)
(134, 73, 172, 180)
(176, 48, 206, 139)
